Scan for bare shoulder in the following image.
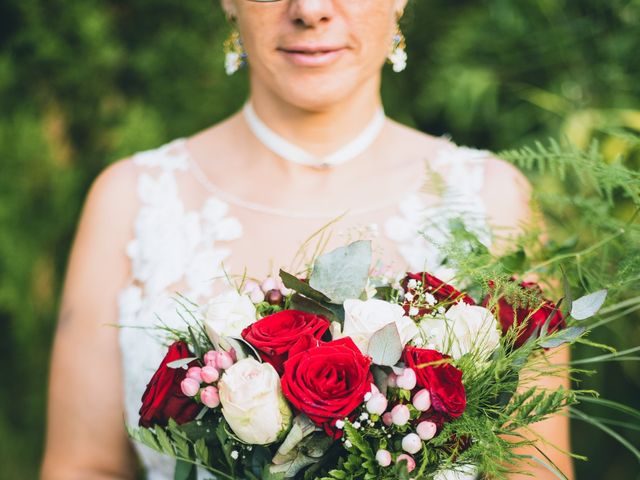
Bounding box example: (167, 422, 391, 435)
(83, 157, 140, 229)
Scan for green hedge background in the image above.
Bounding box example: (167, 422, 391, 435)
(1, 0, 639, 478)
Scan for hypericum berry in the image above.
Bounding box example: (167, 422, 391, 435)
(396, 368, 417, 390)
(391, 404, 411, 426)
(200, 386, 220, 408)
(265, 289, 283, 305)
(417, 420, 438, 440)
(397, 454, 416, 472)
(375, 449, 392, 467)
(402, 433, 422, 454)
(366, 393, 388, 415)
(186, 366, 202, 383)
(215, 351, 234, 370)
(412, 389, 432, 411)
(200, 365, 220, 384)
(382, 412, 393, 426)
(180, 377, 200, 397)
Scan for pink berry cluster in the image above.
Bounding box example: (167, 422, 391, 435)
(367, 367, 438, 473)
(180, 350, 235, 408)
(242, 276, 291, 305)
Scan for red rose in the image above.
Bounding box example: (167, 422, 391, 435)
(288, 334, 324, 359)
(402, 272, 475, 316)
(403, 346, 466, 418)
(139, 341, 200, 427)
(483, 281, 565, 348)
(281, 337, 373, 437)
(241, 310, 330, 374)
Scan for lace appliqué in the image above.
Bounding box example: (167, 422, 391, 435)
(384, 146, 492, 281)
(117, 140, 242, 478)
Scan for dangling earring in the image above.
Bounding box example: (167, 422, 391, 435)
(224, 28, 247, 76)
(387, 23, 407, 73)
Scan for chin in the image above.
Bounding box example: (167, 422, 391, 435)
(271, 69, 371, 113)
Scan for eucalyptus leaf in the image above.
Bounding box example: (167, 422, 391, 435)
(539, 326, 587, 348)
(371, 365, 389, 396)
(290, 293, 343, 324)
(309, 240, 372, 304)
(367, 323, 403, 366)
(226, 336, 261, 361)
(269, 454, 319, 478)
(274, 415, 319, 461)
(269, 434, 332, 478)
(279, 269, 331, 303)
(571, 289, 608, 320)
(167, 357, 198, 369)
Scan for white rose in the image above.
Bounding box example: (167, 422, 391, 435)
(342, 298, 419, 354)
(418, 304, 500, 360)
(218, 358, 292, 444)
(204, 290, 256, 339)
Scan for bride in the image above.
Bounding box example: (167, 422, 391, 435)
(41, 1, 572, 479)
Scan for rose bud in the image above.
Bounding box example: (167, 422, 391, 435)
(200, 386, 220, 408)
(397, 454, 416, 473)
(201, 365, 220, 384)
(265, 289, 283, 305)
(219, 358, 292, 444)
(375, 449, 392, 467)
(382, 412, 393, 426)
(203, 350, 218, 367)
(391, 404, 411, 426)
(402, 433, 423, 454)
(216, 351, 234, 370)
(387, 372, 398, 388)
(180, 377, 200, 397)
(366, 393, 388, 415)
(412, 389, 432, 412)
(396, 368, 417, 390)
(186, 366, 202, 383)
(417, 420, 438, 440)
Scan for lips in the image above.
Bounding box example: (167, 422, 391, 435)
(278, 45, 347, 67)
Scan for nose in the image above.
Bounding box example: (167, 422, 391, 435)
(288, 0, 334, 28)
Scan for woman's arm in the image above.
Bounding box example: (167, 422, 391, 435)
(483, 158, 574, 480)
(508, 346, 573, 480)
(41, 160, 139, 480)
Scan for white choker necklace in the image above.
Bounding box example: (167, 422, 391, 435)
(242, 101, 386, 168)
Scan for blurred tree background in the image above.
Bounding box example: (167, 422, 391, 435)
(1, 0, 638, 478)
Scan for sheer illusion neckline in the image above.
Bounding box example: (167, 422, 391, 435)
(177, 137, 428, 220)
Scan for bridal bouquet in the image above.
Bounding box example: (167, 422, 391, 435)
(128, 240, 608, 480)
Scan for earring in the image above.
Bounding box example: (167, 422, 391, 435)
(387, 24, 407, 73)
(224, 28, 247, 75)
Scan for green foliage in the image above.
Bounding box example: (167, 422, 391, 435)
(2, 0, 639, 478)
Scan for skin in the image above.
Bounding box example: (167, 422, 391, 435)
(41, 1, 572, 478)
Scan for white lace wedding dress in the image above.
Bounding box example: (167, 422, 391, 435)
(118, 138, 491, 480)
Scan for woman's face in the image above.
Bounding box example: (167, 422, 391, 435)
(222, 0, 408, 110)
